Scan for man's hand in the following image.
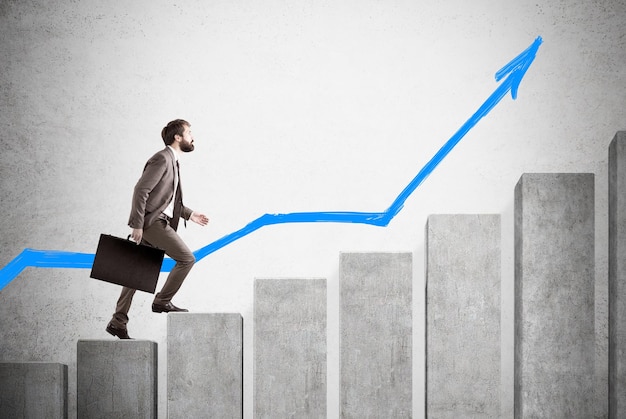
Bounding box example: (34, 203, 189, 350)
(190, 212, 209, 226)
(130, 228, 143, 244)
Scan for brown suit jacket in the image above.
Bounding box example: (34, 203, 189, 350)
(128, 147, 193, 231)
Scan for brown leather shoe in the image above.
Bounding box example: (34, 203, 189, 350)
(152, 301, 189, 313)
(106, 323, 131, 339)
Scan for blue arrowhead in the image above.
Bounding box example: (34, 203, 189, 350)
(496, 36, 543, 100)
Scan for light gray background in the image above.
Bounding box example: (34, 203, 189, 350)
(0, 1, 625, 418)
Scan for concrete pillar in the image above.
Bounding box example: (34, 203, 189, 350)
(0, 362, 67, 419)
(340, 252, 412, 418)
(77, 340, 157, 419)
(254, 278, 326, 419)
(425, 214, 501, 418)
(609, 132, 626, 418)
(167, 313, 243, 419)
(514, 173, 595, 418)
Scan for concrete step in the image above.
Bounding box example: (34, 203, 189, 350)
(77, 340, 157, 418)
(609, 132, 626, 418)
(167, 313, 243, 419)
(340, 252, 412, 418)
(426, 214, 501, 417)
(0, 362, 68, 419)
(514, 173, 595, 418)
(254, 278, 326, 418)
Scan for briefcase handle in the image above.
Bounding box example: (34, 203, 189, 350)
(126, 235, 161, 251)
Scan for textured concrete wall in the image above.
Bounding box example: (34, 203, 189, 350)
(0, 362, 67, 419)
(425, 214, 500, 418)
(609, 132, 626, 418)
(1, 2, 625, 418)
(340, 252, 412, 418)
(77, 340, 158, 419)
(254, 278, 326, 419)
(167, 313, 243, 419)
(514, 173, 595, 418)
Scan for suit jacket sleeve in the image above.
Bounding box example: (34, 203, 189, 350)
(182, 205, 193, 221)
(128, 152, 168, 229)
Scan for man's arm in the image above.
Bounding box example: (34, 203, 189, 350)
(128, 153, 168, 230)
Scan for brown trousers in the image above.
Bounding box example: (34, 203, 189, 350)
(110, 218, 195, 328)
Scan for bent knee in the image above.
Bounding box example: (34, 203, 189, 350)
(181, 253, 196, 266)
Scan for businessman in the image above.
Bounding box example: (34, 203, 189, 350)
(106, 119, 209, 339)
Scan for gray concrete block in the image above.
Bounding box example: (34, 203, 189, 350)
(0, 362, 67, 419)
(426, 214, 501, 418)
(514, 173, 595, 418)
(254, 278, 326, 419)
(609, 132, 626, 418)
(167, 313, 243, 419)
(340, 252, 412, 418)
(77, 340, 157, 419)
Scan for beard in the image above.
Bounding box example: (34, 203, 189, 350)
(180, 139, 195, 153)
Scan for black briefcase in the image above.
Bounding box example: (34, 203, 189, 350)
(90, 234, 165, 293)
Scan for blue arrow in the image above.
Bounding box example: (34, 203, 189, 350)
(0, 36, 543, 290)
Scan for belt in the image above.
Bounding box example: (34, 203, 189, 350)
(158, 213, 172, 223)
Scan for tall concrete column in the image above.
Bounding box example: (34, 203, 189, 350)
(514, 173, 595, 418)
(426, 214, 501, 418)
(77, 340, 157, 419)
(609, 132, 626, 418)
(340, 252, 412, 418)
(254, 278, 326, 419)
(0, 362, 67, 419)
(167, 313, 243, 419)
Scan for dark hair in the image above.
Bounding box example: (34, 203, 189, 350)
(161, 119, 190, 146)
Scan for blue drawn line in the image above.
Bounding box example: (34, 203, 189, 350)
(0, 36, 543, 290)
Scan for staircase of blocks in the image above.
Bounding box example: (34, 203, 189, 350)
(2, 132, 626, 418)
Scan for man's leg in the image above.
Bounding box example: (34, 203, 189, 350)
(107, 286, 136, 338)
(142, 219, 195, 307)
(106, 219, 194, 338)
(112, 287, 136, 326)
